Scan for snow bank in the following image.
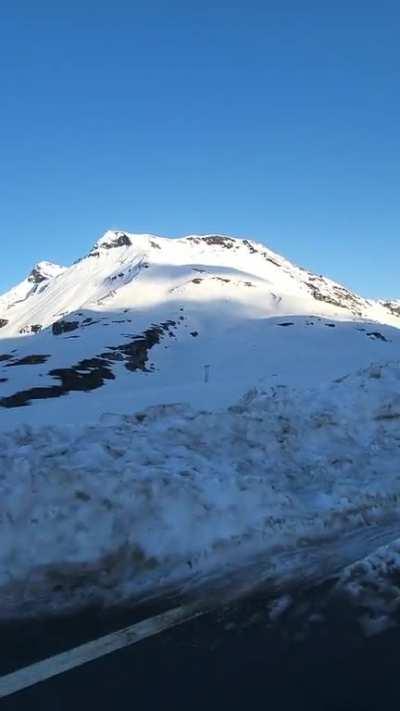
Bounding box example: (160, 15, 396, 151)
(335, 537, 400, 636)
(1, 361, 400, 619)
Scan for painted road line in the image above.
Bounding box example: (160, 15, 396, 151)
(0, 601, 207, 699)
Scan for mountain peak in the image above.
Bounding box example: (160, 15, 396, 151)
(93, 231, 133, 252)
(1, 227, 400, 429)
(28, 261, 65, 284)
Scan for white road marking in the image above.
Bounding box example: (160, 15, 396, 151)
(2, 520, 399, 700)
(0, 601, 207, 699)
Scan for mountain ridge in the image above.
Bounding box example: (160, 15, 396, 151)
(0, 230, 399, 428)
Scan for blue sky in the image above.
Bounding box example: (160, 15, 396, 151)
(1, 0, 399, 297)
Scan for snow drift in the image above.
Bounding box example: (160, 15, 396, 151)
(2, 361, 400, 619)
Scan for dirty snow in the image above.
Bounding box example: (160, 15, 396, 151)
(335, 536, 400, 636)
(1, 361, 400, 619)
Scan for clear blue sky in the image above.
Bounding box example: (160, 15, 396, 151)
(1, 1, 399, 297)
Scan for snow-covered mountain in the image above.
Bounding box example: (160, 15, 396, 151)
(379, 298, 400, 317)
(2, 230, 400, 621)
(0, 230, 399, 428)
(0, 261, 65, 323)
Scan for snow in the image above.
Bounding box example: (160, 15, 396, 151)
(1, 230, 400, 342)
(1, 231, 400, 620)
(1, 230, 400, 429)
(335, 534, 400, 636)
(0, 261, 65, 315)
(2, 361, 400, 619)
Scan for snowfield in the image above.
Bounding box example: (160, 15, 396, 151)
(2, 361, 400, 619)
(1, 231, 400, 621)
(1, 230, 400, 429)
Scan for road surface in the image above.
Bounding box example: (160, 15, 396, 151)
(2, 520, 400, 710)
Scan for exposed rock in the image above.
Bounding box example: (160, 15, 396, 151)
(0, 322, 176, 408)
(367, 331, 388, 342)
(28, 267, 47, 285)
(202, 236, 235, 248)
(27, 262, 64, 285)
(19, 324, 42, 335)
(100, 233, 132, 250)
(382, 301, 400, 317)
(242, 239, 257, 254)
(188, 235, 235, 249)
(6, 354, 50, 367)
(52, 320, 80, 336)
(0, 319, 8, 329)
(108, 322, 176, 372)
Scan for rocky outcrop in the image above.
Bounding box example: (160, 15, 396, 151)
(0, 321, 176, 408)
(52, 319, 80, 336)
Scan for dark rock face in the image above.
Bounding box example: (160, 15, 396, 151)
(307, 281, 363, 316)
(242, 239, 283, 267)
(52, 320, 80, 336)
(0, 358, 114, 408)
(19, 324, 42, 335)
(6, 354, 50, 367)
(108, 321, 176, 372)
(242, 239, 257, 254)
(188, 236, 236, 249)
(383, 301, 400, 316)
(202, 236, 235, 248)
(277, 322, 294, 327)
(0, 321, 176, 408)
(367, 331, 388, 342)
(86, 233, 132, 259)
(0, 319, 8, 329)
(28, 267, 47, 285)
(101, 233, 132, 249)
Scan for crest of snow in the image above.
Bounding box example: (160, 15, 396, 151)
(335, 530, 400, 636)
(92, 230, 133, 251)
(0, 260, 65, 313)
(1, 229, 399, 343)
(28, 261, 65, 281)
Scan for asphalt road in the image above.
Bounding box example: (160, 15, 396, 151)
(2, 579, 400, 711)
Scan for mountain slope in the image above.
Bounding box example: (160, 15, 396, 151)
(0, 230, 399, 429)
(0, 261, 65, 327)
